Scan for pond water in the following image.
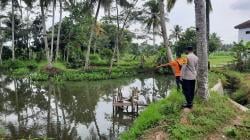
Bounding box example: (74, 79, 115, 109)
(0, 73, 174, 140)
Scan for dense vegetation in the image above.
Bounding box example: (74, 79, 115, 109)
(0, 0, 223, 81)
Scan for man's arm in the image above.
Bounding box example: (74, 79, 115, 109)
(157, 63, 170, 68)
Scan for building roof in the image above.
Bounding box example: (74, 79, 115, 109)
(235, 20, 250, 29)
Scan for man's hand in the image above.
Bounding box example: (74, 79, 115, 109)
(156, 65, 162, 69)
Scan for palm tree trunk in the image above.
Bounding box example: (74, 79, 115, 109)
(0, 20, 3, 65)
(84, 0, 102, 70)
(109, 0, 120, 74)
(11, 0, 15, 61)
(40, 1, 52, 68)
(115, 0, 120, 64)
(206, 0, 210, 50)
(194, 0, 208, 99)
(0, 42, 2, 65)
(56, 0, 63, 62)
(158, 0, 173, 62)
(153, 27, 156, 47)
(50, 0, 56, 63)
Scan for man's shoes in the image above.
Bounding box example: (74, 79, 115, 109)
(182, 104, 193, 109)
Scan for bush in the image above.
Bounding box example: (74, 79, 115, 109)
(25, 60, 38, 70)
(66, 59, 83, 69)
(30, 72, 49, 81)
(3, 60, 26, 69)
(11, 68, 29, 77)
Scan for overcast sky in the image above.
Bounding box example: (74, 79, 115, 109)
(167, 0, 250, 44)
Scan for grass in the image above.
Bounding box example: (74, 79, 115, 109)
(209, 51, 234, 67)
(37, 61, 68, 70)
(120, 89, 239, 140)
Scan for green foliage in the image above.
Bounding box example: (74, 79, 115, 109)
(89, 54, 108, 66)
(231, 41, 250, 71)
(11, 68, 30, 77)
(211, 69, 250, 107)
(173, 27, 222, 55)
(3, 60, 26, 69)
(208, 71, 226, 88)
(30, 72, 49, 81)
(3, 60, 38, 70)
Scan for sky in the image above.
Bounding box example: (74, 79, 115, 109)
(167, 0, 250, 44)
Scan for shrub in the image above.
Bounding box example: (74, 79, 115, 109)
(30, 72, 49, 81)
(11, 68, 29, 77)
(3, 60, 25, 69)
(66, 59, 83, 69)
(25, 60, 38, 70)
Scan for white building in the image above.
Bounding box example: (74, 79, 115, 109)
(235, 20, 250, 42)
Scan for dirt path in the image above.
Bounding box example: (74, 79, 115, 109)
(139, 127, 168, 140)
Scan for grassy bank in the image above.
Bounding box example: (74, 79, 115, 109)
(120, 90, 242, 139)
(0, 59, 157, 81)
(121, 70, 250, 140)
(212, 68, 250, 108)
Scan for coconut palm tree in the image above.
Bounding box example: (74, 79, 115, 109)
(143, 0, 161, 46)
(158, 0, 174, 61)
(194, 0, 208, 99)
(170, 25, 182, 42)
(84, 0, 113, 70)
(167, 0, 212, 42)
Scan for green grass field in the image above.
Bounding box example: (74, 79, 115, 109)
(209, 51, 234, 67)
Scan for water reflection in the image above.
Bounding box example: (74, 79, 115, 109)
(0, 73, 174, 139)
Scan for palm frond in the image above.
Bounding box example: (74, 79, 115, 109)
(166, 0, 177, 12)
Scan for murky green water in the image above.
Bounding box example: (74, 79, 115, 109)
(0, 73, 174, 140)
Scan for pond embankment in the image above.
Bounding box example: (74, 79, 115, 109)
(120, 70, 250, 140)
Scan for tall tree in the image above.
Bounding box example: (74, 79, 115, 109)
(55, 0, 62, 62)
(158, 0, 173, 61)
(108, 0, 136, 74)
(50, 0, 56, 62)
(0, 16, 4, 64)
(11, 0, 15, 60)
(167, 0, 212, 45)
(84, 0, 111, 70)
(40, 0, 52, 67)
(194, 0, 208, 99)
(206, 0, 212, 43)
(143, 0, 161, 46)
